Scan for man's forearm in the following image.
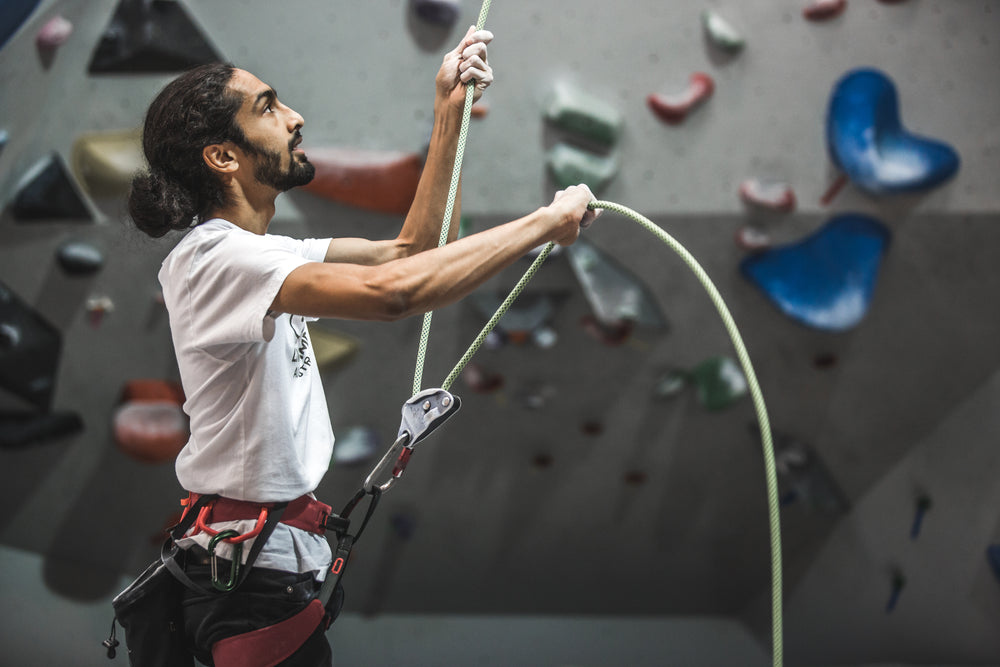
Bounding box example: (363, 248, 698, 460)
(396, 103, 465, 255)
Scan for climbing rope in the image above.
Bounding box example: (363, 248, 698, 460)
(436, 203, 783, 667)
(403, 1, 783, 664)
(411, 0, 493, 395)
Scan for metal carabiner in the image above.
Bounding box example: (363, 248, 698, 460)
(208, 529, 243, 592)
(364, 432, 411, 494)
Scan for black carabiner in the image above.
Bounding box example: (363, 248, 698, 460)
(208, 529, 243, 592)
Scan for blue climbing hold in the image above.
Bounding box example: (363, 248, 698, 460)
(988, 545, 1000, 584)
(827, 68, 960, 195)
(0, 0, 42, 52)
(740, 213, 891, 331)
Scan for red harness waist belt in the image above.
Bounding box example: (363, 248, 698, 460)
(181, 492, 335, 536)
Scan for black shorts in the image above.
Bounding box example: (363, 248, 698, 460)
(180, 560, 333, 667)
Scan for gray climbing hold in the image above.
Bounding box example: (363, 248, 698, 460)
(702, 10, 745, 53)
(566, 237, 667, 330)
(56, 241, 104, 275)
(544, 84, 623, 146)
(546, 143, 618, 193)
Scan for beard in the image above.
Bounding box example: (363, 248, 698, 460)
(244, 138, 316, 191)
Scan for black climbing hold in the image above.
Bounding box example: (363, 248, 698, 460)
(0, 410, 83, 448)
(57, 241, 105, 275)
(412, 0, 461, 27)
(11, 153, 91, 222)
(0, 280, 63, 410)
(89, 0, 222, 74)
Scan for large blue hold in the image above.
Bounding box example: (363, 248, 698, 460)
(740, 214, 891, 332)
(0, 0, 42, 52)
(827, 68, 960, 195)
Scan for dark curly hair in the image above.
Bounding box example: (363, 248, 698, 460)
(129, 63, 251, 238)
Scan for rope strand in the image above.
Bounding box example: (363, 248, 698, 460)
(411, 0, 493, 395)
(400, 1, 782, 663)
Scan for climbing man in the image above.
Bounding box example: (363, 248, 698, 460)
(125, 25, 598, 666)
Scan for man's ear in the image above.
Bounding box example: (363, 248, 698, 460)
(203, 143, 239, 174)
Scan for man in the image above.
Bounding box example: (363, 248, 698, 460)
(129, 26, 597, 666)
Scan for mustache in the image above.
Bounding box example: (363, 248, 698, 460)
(289, 131, 303, 151)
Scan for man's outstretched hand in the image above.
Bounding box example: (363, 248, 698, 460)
(436, 26, 494, 112)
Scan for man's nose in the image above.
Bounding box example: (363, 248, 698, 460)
(287, 106, 304, 132)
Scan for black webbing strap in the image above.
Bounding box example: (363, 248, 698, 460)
(318, 487, 382, 615)
(161, 494, 288, 596)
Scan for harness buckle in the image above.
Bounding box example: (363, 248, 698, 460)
(208, 529, 243, 592)
(363, 388, 461, 493)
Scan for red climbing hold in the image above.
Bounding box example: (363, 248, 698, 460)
(803, 0, 847, 22)
(647, 73, 714, 125)
(121, 379, 185, 404)
(301, 148, 423, 215)
(739, 179, 796, 213)
(580, 314, 633, 346)
(113, 379, 188, 464)
(461, 363, 504, 394)
(471, 102, 489, 119)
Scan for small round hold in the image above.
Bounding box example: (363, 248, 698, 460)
(36, 15, 74, 50)
(442, 396, 452, 407)
(653, 369, 687, 399)
(422, 401, 431, 411)
(57, 241, 104, 275)
(624, 471, 648, 486)
(532, 453, 554, 469)
(531, 326, 558, 349)
(484, 330, 506, 350)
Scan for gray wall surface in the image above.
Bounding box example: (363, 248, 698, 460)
(1, 1, 999, 665)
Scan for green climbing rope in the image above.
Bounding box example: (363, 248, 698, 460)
(411, 0, 493, 395)
(403, 1, 782, 664)
(439, 202, 784, 667)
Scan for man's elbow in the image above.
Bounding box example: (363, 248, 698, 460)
(367, 272, 421, 322)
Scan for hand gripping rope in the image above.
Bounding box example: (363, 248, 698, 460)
(346, 2, 785, 665)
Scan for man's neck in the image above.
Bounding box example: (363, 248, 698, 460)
(209, 183, 278, 235)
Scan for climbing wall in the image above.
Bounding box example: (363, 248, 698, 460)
(0, 1, 999, 665)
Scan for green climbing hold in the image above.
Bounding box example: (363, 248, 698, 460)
(547, 143, 618, 193)
(544, 84, 623, 146)
(690, 356, 747, 411)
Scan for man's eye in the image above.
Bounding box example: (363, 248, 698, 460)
(264, 103, 274, 113)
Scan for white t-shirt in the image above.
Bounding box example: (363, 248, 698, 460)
(158, 218, 335, 576)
